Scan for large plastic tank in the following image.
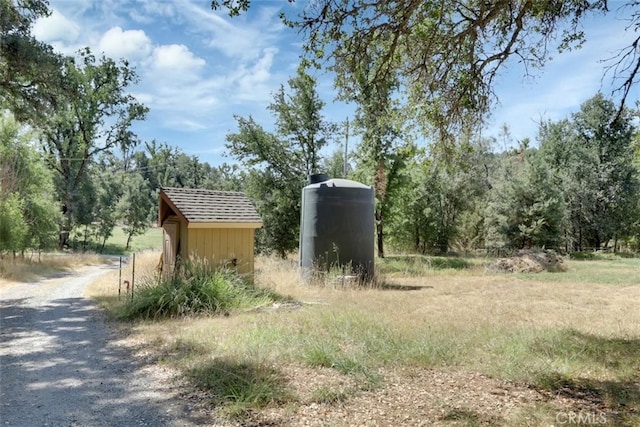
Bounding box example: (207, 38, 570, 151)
(299, 174, 375, 281)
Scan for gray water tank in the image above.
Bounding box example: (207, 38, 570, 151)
(299, 174, 375, 281)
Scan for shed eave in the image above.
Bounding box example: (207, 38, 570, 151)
(158, 190, 189, 226)
(187, 221, 263, 229)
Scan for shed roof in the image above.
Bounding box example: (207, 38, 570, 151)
(159, 187, 262, 227)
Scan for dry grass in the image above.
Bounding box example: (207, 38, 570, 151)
(256, 254, 639, 336)
(85, 250, 161, 301)
(0, 253, 108, 289)
(89, 253, 640, 426)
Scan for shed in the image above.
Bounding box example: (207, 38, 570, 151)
(158, 187, 262, 277)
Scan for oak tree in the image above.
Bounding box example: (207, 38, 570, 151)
(40, 49, 148, 247)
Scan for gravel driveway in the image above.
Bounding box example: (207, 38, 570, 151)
(0, 262, 214, 427)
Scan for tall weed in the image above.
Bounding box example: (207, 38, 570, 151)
(117, 259, 287, 319)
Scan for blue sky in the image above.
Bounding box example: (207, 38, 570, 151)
(33, 0, 639, 165)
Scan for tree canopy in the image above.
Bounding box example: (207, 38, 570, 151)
(226, 67, 335, 257)
(0, 0, 65, 123)
(39, 49, 148, 247)
(213, 0, 639, 140)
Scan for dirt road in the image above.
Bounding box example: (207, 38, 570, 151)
(0, 263, 214, 427)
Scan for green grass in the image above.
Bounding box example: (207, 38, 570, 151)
(517, 258, 640, 285)
(440, 406, 501, 426)
(220, 318, 639, 423)
(377, 254, 487, 276)
(117, 259, 290, 320)
(68, 226, 163, 255)
(109, 253, 640, 424)
(310, 385, 353, 404)
(100, 226, 163, 255)
(570, 251, 638, 261)
(186, 357, 294, 418)
(165, 312, 639, 422)
(529, 329, 640, 421)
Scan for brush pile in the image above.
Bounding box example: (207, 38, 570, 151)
(488, 249, 566, 273)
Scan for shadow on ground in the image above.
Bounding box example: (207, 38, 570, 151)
(0, 296, 211, 426)
(532, 330, 640, 427)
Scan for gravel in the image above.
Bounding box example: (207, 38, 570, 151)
(0, 262, 215, 427)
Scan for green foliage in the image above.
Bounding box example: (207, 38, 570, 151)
(117, 260, 287, 320)
(322, 147, 351, 179)
(485, 150, 565, 253)
(291, 1, 608, 143)
(210, 0, 251, 17)
(386, 137, 493, 254)
(136, 141, 245, 192)
(117, 172, 154, 250)
(0, 193, 28, 253)
(91, 163, 123, 251)
(345, 52, 407, 258)
(0, 113, 60, 253)
(269, 66, 335, 176)
(0, 0, 66, 123)
(383, 154, 431, 253)
(40, 48, 148, 247)
(539, 93, 639, 251)
(246, 169, 301, 257)
(226, 68, 335, 257)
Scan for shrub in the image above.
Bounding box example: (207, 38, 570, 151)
(118, 259, 286, 320)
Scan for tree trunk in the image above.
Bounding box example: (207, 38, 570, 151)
(126, 233, 133, 251)
(376, 207, 384, 258)
(82, 226, 90, 250)
(59, 198, 72, 249)
(373, 161, 387, 259)
(578, 226, 583, 252)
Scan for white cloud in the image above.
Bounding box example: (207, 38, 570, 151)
(32, 9, 81, 43)
(230, 48, 279, 102)
(131, 92, 154, 105)
(245, 48, 277, 84)
(34, 0, 303, 160)
(127, 9, 154, 25)
(141, 70, 224, 125)
(151, 44, 206, 75)
(141, 1, 179, 20)
(167, 118, 208, 131)
(177, 0, 283, 60)
(98, 27, 152, 61)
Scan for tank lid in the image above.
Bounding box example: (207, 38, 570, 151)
(308, 173, 329, 184)
(307, 178, 371, 189)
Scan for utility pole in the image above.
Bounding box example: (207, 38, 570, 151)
(344, 117, 349, 178)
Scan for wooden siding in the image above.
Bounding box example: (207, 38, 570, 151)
(162, 220, 179, 278)
(179, 219, 188, 260)
(186, 227, 256, 274)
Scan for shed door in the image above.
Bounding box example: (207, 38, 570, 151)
(162, 221, 179, 277)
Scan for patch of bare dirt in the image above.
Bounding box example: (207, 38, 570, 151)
(487, 249, 566, 273)
(233, 366, 587, 426)
(117, 333, 624, 426)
